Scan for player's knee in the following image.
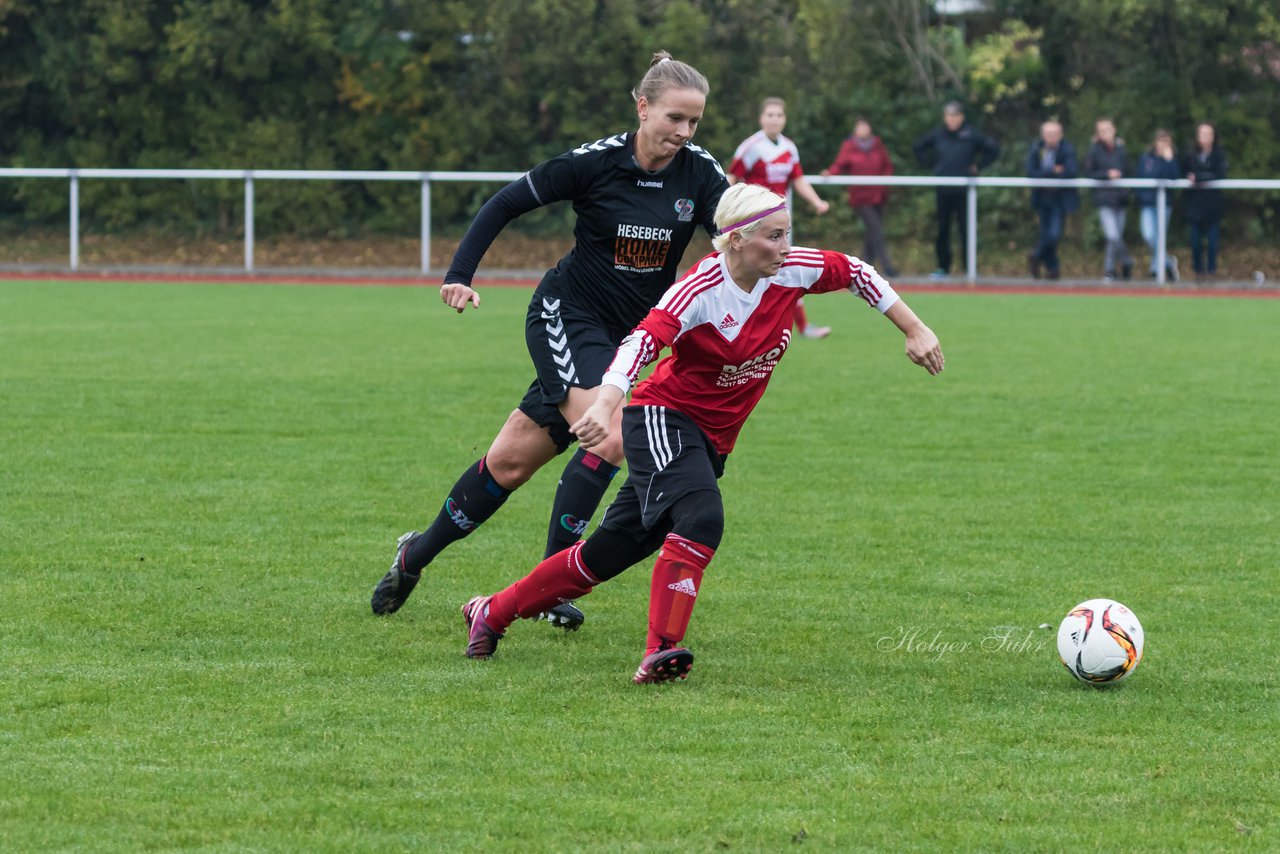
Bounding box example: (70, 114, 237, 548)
(587, 431, 625, 467)
(667, 491, 724, 551)
(486, 411, 559, 488)
(483, 453, 537, 490)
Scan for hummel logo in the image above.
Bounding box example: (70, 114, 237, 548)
(718, 313, 738, 330)
(667, 577, 698, 597)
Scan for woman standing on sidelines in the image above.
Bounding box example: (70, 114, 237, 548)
(1135, 129, 1182, 280)
(460, 183, 945, 683)
(1084, 118, 1135, 282)
(822, 117, 898, 276)
(1182, 122, 1228, 279)
(371, 52, 728, 628)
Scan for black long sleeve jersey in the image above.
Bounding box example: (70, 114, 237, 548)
(445, 132, 727, 335)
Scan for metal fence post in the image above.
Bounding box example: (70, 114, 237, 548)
(1155, 183, 1167, 285)
(244, 172, 255, 272)
(966, 178, 978, 283)
(421, 175, 431, 275)
(69, 170, 80, 271)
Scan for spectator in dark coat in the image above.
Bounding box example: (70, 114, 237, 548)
(1025, 120, 1079, 280)
(823, 117, 897, 275)
(912, 101, 1000, 279)
(1135, 129, 1182, 280)
(1084, 118, 1135, 281)
(1182, 122, 1228, 277)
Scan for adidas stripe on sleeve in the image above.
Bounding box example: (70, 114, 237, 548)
(845, 253, 899, 312)
(774, 248, 899, 313)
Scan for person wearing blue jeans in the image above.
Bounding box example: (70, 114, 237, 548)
(1026, 120, 1079, 280)
(1182, 122, 1227, 278)
(1135, 129, 1181, 280)
(1084, 118, 1134, 281)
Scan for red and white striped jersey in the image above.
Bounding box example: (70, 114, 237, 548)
(602, 249, 899, 454)
(729, 131, 804, 195)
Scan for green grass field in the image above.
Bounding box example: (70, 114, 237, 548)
(2, 278, 1277, 851)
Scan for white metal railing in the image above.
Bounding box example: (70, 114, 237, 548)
(812, 175, 1280, 284)
(1, 167, 1277, 284)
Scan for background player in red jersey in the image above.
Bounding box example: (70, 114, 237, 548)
(729, 97, 832, 339)
(371, 52, 727, 628)
(461, 183, 944, 683)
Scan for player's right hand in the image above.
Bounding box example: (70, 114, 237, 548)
(440, 282, 481, 313)
(570, 406, 611, 450)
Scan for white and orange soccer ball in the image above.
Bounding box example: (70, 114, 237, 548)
(1056, 599, 1144, 685)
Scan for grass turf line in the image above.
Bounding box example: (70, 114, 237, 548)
(1, 280, 1277, 850)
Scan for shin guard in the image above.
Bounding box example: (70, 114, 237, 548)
(645, 534, 716, 656)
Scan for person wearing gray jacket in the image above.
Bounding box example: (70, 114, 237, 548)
(1084, 118, 1135, 281)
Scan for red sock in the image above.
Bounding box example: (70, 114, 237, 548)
(487, 542, 599, 631)
(646, 534, 716, 656)
(793, 300, 809, 332)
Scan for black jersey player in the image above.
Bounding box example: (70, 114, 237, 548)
(371, 52, 728, 627)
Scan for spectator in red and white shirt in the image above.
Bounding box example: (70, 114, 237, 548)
(460, 183, 944, 684)
(729, 97, 832, 339)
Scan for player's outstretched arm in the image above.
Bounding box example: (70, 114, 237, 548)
(884, 300, 945, 375)
(440, 282, 481, 313)
(571, 385, 626, 449)
(793, 176, 830, 215)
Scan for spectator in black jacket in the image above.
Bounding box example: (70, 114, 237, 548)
(912, 101, 1000, 279)
(1183, 122, 1228, 278)
(1025, 120, 1079, 280)
(1084, 118, 1134, 281)
(1135, 129, 1181, 280)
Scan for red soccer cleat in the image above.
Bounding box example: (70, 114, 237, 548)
(633, 647, 694, 684)
(461, 596, 504, 659)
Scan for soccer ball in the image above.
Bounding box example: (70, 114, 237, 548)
(1056, 599, 1144, 685)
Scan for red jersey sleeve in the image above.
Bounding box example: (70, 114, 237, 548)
(776, 248, 900, 311)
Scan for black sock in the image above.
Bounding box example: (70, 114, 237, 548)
(544, 448, 621, 559)
(403, 457, 512, 575)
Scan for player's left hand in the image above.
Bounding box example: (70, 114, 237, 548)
(813, 199, 831, 215)
(905, 325, 945, 375)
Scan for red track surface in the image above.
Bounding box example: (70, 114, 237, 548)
(2, 270, 1276, 299)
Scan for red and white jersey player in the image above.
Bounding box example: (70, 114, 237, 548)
(603, 246, 896, 454)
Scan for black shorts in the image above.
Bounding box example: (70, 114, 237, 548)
(599, 405, 725, 542)
(518, 291, 627, 452)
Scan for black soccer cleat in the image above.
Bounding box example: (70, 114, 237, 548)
(535, 601, 585, 632)
(371, 531, 421, 616)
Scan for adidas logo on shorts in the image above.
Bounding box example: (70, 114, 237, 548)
(667, 577, 698, 597)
